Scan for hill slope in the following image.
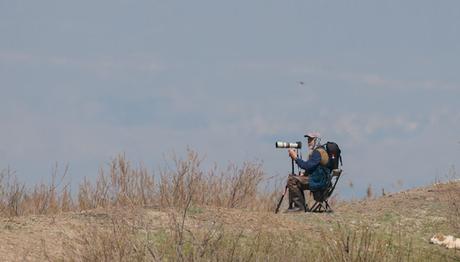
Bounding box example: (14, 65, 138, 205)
(0, 181, 459, 261)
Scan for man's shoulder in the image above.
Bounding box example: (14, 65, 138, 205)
(309, 149, 322, 159)
(313, 147, 326, 155)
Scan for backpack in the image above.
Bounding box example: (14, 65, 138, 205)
(323, 142, 343, 170)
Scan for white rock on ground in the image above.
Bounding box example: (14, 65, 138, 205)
(430, 234, 460, 249)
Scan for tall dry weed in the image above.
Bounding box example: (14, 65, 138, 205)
(1, 149, 276, 217)
(226, 162, 264, 208)
(78, 154, 156, 210)
(158, 149, 269, 211)
(28, 164, 71, 214)
(0, 167, 26, 216)
(0, 164, 71, 217)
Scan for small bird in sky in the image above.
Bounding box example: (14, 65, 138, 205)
(298, 81, 304, 86)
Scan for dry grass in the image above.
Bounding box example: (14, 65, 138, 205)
(0, 164, 72, 216)
(321, 223, 409, 262)
(62, 209, 156, 261)
(1, 150, 459, 261)
(0, 149, 274, 217)
(435, 180, 460, 236)
(158, 149, 272, 210)
(59, 208, 454, 261)
(78, 154, 155, 210)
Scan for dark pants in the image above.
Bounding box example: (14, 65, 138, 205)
(287, 174, 309, 209)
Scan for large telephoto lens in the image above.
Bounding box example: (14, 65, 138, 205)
(275, 141, 302, 149)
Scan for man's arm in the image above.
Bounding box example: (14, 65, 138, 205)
(295, 150, 321, 174)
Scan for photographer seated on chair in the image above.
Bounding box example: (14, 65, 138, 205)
(286, 132, 330, 212)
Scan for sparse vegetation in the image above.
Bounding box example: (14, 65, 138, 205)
(435, 180, 460, 236)
(0, 150, 459, 261)
(0, 164, 71, 216)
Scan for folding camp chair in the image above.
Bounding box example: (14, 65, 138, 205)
(307, 168, 342, 212)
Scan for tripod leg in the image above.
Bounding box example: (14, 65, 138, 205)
(275, 186, 288, 214)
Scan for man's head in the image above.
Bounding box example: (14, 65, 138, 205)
(304, 132, 321, 150)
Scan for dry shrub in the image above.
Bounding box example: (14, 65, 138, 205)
(78, 154, 155, 210)
(61, 156, 296, 261)
(226, 162, 264, 208)
(0, 167, 26, 216)
(158, 150, 204, 208)
(0, 165, 71, 217)
(77, 149, 269, 211)
(0, 149, 274, 217)
(158, 149, 269, 211)
(28, 164, 72, 214)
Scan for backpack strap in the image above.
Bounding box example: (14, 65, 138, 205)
(316, 147, 329, 166)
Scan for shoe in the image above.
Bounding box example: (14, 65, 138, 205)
(284, 207, 303, 213)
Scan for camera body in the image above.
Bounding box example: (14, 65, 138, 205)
(275, 141, 302, 149)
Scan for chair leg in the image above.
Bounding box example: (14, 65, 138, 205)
(323, 200, 333, 212)
(318, 203, 324, 212)
(308, 202, 319, 212)
(308, 201, 333, 213)
(312, 202, 322, 212)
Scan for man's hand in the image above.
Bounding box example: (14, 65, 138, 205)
(288, 149, 297, 160)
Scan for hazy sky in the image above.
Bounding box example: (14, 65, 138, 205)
(1, 1, 459, 198)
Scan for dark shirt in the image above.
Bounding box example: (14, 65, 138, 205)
(294, 149, 330, 190)
(294, 150, 322, 174)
